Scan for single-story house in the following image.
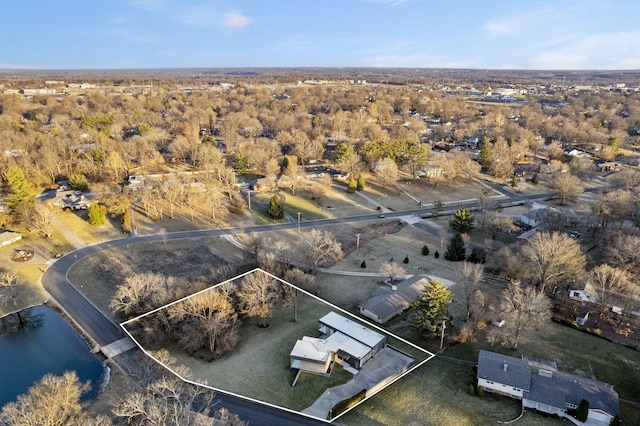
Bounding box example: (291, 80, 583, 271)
(53, 191, 93, 210)
(477, 350, 619, 426)
(0, 230, 22, 247)
(568, 287, 597, 304)
(290, 312, 386, 375)
(358, 276, 428, 324)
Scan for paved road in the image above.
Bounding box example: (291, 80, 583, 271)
(39, 183, 600, 423)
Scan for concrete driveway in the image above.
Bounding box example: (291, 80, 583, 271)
(303, 346, 415, 420)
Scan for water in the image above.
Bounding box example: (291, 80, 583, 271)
(0, 305, 105, 408)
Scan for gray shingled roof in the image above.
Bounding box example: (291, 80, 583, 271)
(477, 350, 531, 391)
(358, 276, 429, 323)
(526, 367, 619, 417)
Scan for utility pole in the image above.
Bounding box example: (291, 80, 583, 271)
(440, 318, 447, 350)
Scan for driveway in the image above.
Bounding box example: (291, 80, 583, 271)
(302, 346, 415, 420)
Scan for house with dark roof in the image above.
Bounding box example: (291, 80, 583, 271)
(477, 350, 619, 426)
(358, 276, 428, 324)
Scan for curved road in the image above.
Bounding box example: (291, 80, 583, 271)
(40, 184, 600, 423)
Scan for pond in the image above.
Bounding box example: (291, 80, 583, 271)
(0, 305, 105, 408)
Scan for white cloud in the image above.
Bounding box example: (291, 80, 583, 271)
(531, 31, 640, 69)
(223, 10, 250, 29)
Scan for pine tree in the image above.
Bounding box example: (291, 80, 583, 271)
(410, 279, 453, 338)
(449, 207, 475, 233)
(422, 245, 430, 255)
(88, 204, 107, 225)
(576, 399, 589, 422)
(5, 166, 35, 222)
(267, 194, 284, 219)
(356, 174, 365, 191)
(235, 150, 249, 174)
(478, 137, 492, 170)
(347, 176, 357, 193)
(530, 173, 539, 184)
(444, 232, 466, 261)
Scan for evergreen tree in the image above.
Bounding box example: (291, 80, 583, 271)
(422, 245, 430, 255)
(356, 174, 365, 191)
(444, 232, 466, 261)
(467, 247, 487, 264)
(88, 204, 107, 225)
(5, 166, 35, 222)
(576, 399, 589, 422)
(410, 279, 453, 338)
(530, 173, 539, 184)
(478, 137, 492, 170)
(449, 207, 474, 233)
(267, 194, 284, 219)
(121, 207, 131, 233)
(69, 174, 89, 192)
(235, 150, 249, 174)
(347, 176, 357, 193)
(281, 155, 291, 173)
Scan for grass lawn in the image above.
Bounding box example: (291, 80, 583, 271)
(57, 209, 124, 245)
(153, 297, 340, 411)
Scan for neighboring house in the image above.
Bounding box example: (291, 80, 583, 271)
(290, 311, 386, 375)
(358, 276, 428, 324)
(0, 230, 22, 247)
(477, 350, 619, 426)
(568, 287, 597, 304)
(53, 191, 93, 210)
(595, 161, 621, 172)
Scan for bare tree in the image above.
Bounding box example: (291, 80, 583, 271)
(589, 264, 631, 310)
(521, 231, 586, 291)
(110, 272, 180, 318)
(605, 232, 640, 273)
(0, 371, 93, 426)
(112, 375, 222, 426)
(374, 158, 399, 187)
(236, 271, 280, 327)
(379, 261, 405, 282)
(487, 283, 551, 350)
(168, 288, 239, 358)
(549, 172, 585, 205)
(298, 228, 343, 270)
(282, 268, 316, 321)
(0, 271, 22, 307)
(455, 261, 484, 320)
(33, 200, 57, 238)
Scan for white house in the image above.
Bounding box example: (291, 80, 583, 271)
(290, 312, 386, 375)
(478, 350, 619, 426)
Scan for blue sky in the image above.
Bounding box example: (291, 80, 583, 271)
(3, 0, 640, 70)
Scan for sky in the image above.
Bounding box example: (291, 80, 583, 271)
(2, 0, 640, 70)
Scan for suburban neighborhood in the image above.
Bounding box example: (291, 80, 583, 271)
(1, 66, 640, 425)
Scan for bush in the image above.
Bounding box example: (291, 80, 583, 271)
(476, 386, 485, 397)
(467, 248, 487, 264)
(422, 245, 429, 255)
(576, 399, 589, 422)
(360, 260, 367, 268)
(121, 207, 131, 233)
(434, 251, 440, 259)
(467, 384, 475, 395)
(403, 255, 409, 264)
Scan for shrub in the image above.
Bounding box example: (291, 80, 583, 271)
(467, 384, 475, 395)
(476, 386, 484, 397)
(422, 245, 429, 255)
(403, 255, 409, 264)
(434, 251, 440, 259)
(360, 260, 367, 268)
(467, 248, 487, 264)
(576, 399, 589, 422)
(531, 172, 539, 184)
(121, 207, 131, 233)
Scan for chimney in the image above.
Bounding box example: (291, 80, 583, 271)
(503, 363, 508, 372)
